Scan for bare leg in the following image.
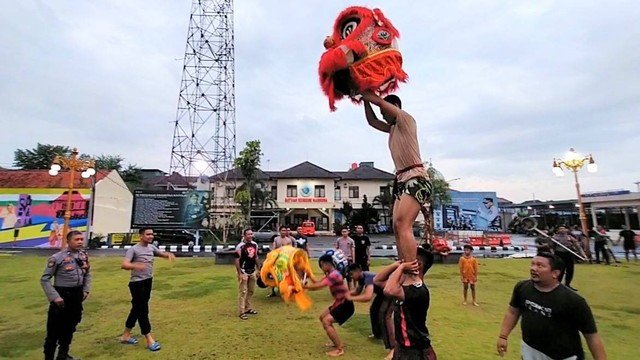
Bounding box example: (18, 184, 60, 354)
(462, 283, 468, 304)
(120, 328, 133, 341)
(625, 251, 630, 262)
(471, 284, 478, 306)
(321, 314, 345, 356)
(392, 194, 422, 280)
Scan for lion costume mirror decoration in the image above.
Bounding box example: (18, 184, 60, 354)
(318, 6, 408, 111)
(260, 245, 316, 310)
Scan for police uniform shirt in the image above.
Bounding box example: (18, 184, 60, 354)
(41, 250, 92, 302)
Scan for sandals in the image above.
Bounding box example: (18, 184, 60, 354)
(147, 341, 161, 351)
(120, 337, 139, 345)
(244, 309, 258, 315)
(239, 314, 248, 320)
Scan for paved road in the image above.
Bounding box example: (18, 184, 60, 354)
(0, 234, 630, 259)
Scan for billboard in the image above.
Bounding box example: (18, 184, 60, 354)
(437, 191, 501, 231)
(0, 188, 90, 248)
(131, 189, 211, 229)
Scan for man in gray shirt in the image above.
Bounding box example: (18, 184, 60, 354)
(119, 227, 175, 352)
(40, 230, 91, 360)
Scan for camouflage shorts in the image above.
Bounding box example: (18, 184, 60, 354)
(393, 176, 433, 205)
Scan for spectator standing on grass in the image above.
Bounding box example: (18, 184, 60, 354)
(459, 244, 479, 306)
(497, 252, 607, 360)
(119, 227, 175, 352)
(235, 228, 261, 320)
(40, 230, 91, 360)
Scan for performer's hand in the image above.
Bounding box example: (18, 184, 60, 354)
(237, 273, 242, 282)
(496, 337, 508, 357)
(82, 292, 89, 301)
(53, 297, 64, 307)
(400, 260, 419, 274)
(166, 252, 176, 261)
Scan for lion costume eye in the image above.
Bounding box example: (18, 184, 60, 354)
(340, 18, 360, 39)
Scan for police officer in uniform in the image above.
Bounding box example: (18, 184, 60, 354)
(40, 230, 91, 360)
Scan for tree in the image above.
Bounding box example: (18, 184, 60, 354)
(423, 162, 452, 243)
(14, 143, 71, 169)
(120, 164, 144, 190)
(94, 154, 124, 172)
(13, 143, 143, 190)
(233, 140, 263, 222)
(351, 195, 380, 231)
(373, 184, 394, 225)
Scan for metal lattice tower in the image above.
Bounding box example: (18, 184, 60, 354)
(170, 0, 236, 241)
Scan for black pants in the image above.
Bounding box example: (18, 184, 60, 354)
(379, 296, 396, 350)
(44, 286, 83, 360)
(125, 278, 153, 335)
(369, 293, 384, 338)
(594, 241, 610, 264)
(556, 251, 575, 287)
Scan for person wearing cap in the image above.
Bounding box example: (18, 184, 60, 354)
(40, 230, 92, 360)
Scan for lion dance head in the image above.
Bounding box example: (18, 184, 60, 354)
(318, 6, 409, 111)
(260, 245, 315, 310)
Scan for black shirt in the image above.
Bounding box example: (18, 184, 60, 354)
(509, 280, 597, 360)
(235, 241, 258, 273)
(620, 230, 636, 244)
(393, 282, 431, 349)
(295, 235, 308, 250)
(352, 234, 371, 262)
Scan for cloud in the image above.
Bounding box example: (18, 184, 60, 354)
(0, 0, 638, 203)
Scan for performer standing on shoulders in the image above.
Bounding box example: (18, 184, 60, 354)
(361, 90, 432, 282)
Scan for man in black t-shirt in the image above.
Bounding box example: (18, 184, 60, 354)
(618, 226, 637, 262)
(380, 246, 436, 360)
(352, 224, 371, 271)
(497, 252, 607, 360)
(235, 229, 261, 320)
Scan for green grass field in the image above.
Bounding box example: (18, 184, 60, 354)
(0, 254, 638, 360)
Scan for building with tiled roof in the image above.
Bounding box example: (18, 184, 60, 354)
(0, 169, 132, 248)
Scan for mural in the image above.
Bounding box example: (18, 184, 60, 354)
(0, 188, 90, 248)
(436, 191, 501, 231)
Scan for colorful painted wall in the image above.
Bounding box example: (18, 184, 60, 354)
(0, 188, 90, 248)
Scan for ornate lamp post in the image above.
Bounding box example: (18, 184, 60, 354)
(49, 148, 96, 250)
(552, 148, 597, 256)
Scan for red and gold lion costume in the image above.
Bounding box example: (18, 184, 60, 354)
(318, 6, 408, 111)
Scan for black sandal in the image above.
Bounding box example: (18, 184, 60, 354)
(239, 314, 248, 320)
(245, 309, 258, 315)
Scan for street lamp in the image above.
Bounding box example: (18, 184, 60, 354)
(552, 148, 597, 258)
(49, 148, 96, 250)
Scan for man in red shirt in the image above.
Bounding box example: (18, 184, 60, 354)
(305, 254, 355, 357)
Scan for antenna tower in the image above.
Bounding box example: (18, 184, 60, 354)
(170, 0, 236, 242)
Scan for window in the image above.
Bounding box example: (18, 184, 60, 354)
(314, 185, 326, 198)
(287, 185, 297, 197)
(379, 186, 390, 196)
(348, 186, 359, 199)
(225, 187, 235, 198)
(271, 186, 277, 200)
(335, 187, 341, 201)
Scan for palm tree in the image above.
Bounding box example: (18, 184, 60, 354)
(373, 184, 394, 225)
(422, 162, 452, 244)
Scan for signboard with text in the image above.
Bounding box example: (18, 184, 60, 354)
(131, 190, 211, 229)
(284, 197, 328, 203)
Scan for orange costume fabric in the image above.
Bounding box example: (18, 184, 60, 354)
(260, 245, 316, 310)
(458, 256, 478, 284)
(318, 6, 408, 111)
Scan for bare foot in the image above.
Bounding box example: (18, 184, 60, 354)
(473, 302, 479, 306)
(463, 301, 467, 305)
(326, 348, 345, 357)
(384, 349, 394, 360)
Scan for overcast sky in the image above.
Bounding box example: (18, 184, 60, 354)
(1, 0, 638, 203)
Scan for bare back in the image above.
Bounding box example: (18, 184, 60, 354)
(388, 110, 427, 182)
